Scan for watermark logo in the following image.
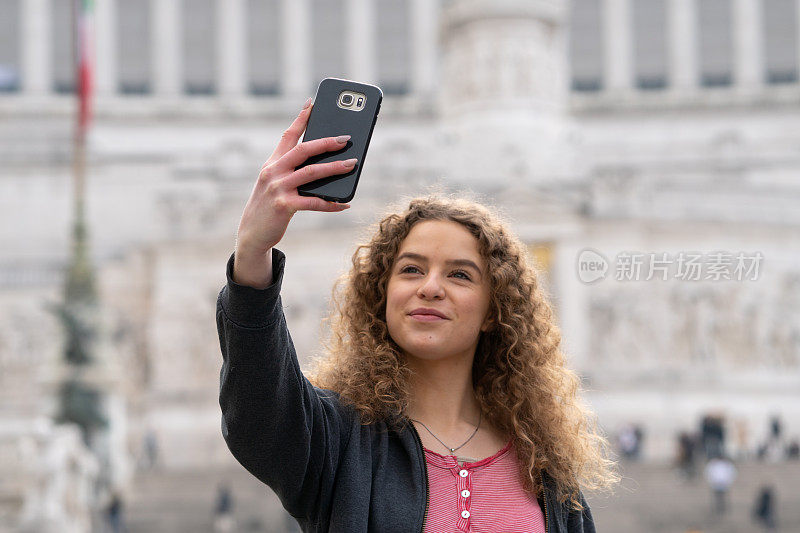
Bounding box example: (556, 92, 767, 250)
(577, 249, 763, 283)
(577, 248, 610, 284)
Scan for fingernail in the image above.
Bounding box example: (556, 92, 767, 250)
(342, 158, 357, 167)
(336, 135, 351, 144)
(303, 97, 313, 109)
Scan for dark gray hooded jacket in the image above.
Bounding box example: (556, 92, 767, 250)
(217, 248, 596, 532)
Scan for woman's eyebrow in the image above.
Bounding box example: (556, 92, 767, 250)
(396, 252, 483, 275)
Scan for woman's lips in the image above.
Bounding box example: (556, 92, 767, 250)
(409, 314, 447, 322)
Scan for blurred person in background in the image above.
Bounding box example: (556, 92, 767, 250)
(752, 484, 777, 532)
(757, 416, 788, 463)
(215, 100, 619, 531)
(213, 482, 235, 533)
(704, 454, 737, 515)
(140, 428, 159, 471)
(786, 438, 799, 460)
(760, 414, 786, 463)
(632, 424, 644, 459)
(700, 414, 726, 460)
(104, 491, 125, 533)
(769, 415, 782, 443)
(676, 431, 698, 480)
(617, 424, 639, 460)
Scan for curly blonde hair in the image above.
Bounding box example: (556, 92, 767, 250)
(306, 194, 618, 507)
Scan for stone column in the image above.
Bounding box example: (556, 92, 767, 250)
(346, 0, 376, 83)
(21, 0, 51, 95)
(554, 239, 591, 372)
(668, 0, 698, 90)
(440, 0, 572, 184)
(152, 0, 181, 96)
(281, 0, 311, 98)
(95, 0, 117, 96)
(217, 0, 247, 96)
(411, 0, 438, 100)
(733, 0, 764, 90)
(603, 0, 633, 92)
(797, 0, 800, 83)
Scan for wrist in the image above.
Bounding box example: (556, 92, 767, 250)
(233, 246, 274, 289)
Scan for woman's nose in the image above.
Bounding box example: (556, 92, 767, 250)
(417, 273, 445, 299)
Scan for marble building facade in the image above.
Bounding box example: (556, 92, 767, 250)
(1, 0, 799, 527)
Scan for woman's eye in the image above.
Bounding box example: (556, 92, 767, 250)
(452, 270, 471, 280)
(400, 265, 421, 274)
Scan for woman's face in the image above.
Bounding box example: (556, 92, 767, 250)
(385, 220, 492, 364)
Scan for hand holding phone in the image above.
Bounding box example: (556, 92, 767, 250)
(232, 99, 356, 288)
(296, 78, 383, 203)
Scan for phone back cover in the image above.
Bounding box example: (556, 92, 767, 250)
(296, 78, 382, 202)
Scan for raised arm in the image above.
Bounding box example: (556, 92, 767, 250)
(217, 99, 357, 522)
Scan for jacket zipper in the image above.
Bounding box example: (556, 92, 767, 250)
(409, 422, 430, 533)
(540, 470, 549, 533)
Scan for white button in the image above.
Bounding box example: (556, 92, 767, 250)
(461, 510, 470, 519)
(461, 489, 470, 498)
(459, 469, 468, 477)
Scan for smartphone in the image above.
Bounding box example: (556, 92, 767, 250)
(296, 78, 383, 203)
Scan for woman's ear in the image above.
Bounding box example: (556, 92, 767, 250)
(481, 297, 496, 332)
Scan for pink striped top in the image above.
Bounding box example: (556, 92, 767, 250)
(422, 439, 547, 532)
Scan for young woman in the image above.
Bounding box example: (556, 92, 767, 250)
(217, 99, 617, 532)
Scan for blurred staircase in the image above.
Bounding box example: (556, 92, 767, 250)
(589, 460, 800, 533)
(125, 466, 299, 533)
(123, 460, 800, 532)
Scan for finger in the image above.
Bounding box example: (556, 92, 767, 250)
(284, 158, 358, 189)
(292, 196, 351, 213)
(277, 135, 351, 172)
(269, 99, 314, 162)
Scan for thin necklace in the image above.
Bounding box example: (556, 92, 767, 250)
(411, 411, 482, 454)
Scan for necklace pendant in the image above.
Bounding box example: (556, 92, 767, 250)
(450, 448, 455, 453)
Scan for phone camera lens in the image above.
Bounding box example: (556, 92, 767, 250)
(341, 94, 354, 106)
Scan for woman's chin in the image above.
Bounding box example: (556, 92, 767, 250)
(402, 347, 467, 364)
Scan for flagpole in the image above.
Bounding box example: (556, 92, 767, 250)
(72, 0, 86, 253)
(58, 0, 105, 446)
(66, 0, 94, 324)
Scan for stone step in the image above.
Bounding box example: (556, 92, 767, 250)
(588, 460, 800, 533)
(125, 466, 300, 533)
(123, 460, 800, 532)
